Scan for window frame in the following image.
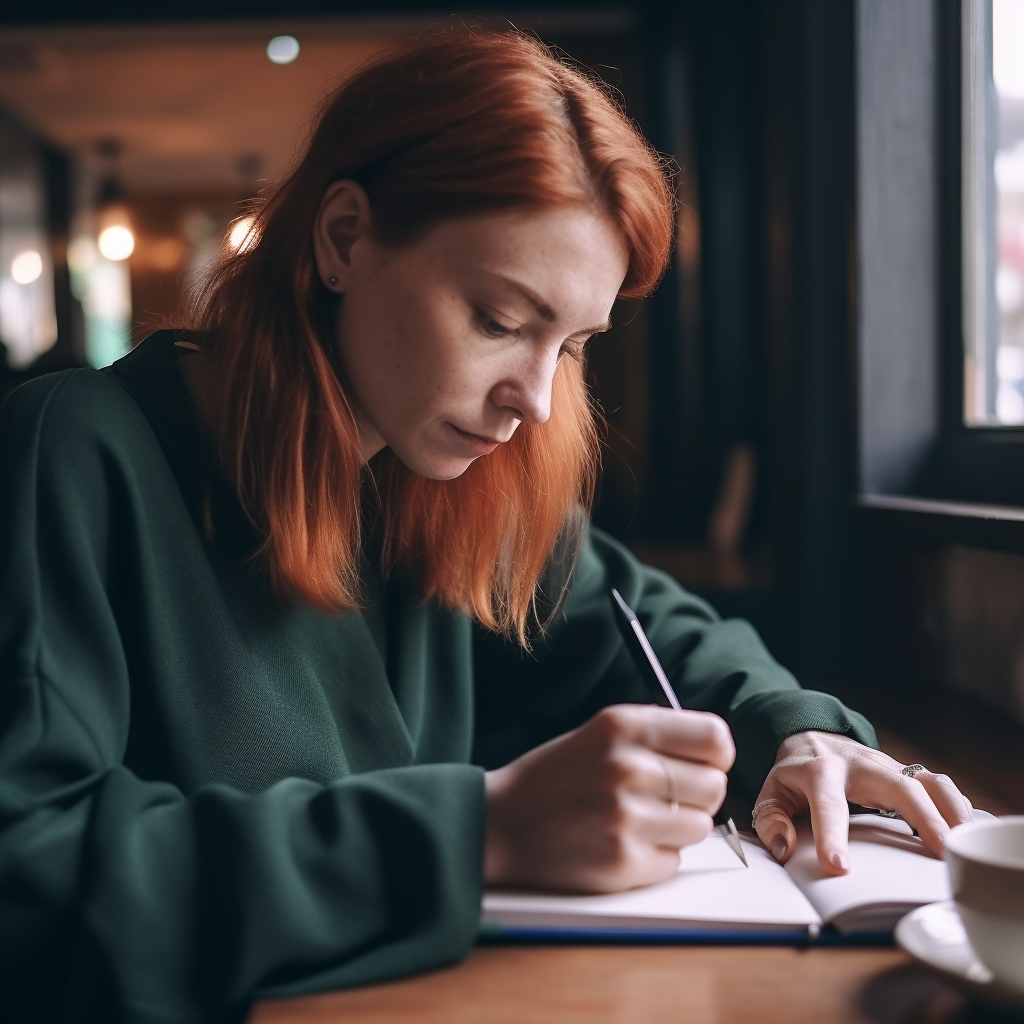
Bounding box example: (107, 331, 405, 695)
(856, 0, 1024, 544)
(927, 0, 1024, 507)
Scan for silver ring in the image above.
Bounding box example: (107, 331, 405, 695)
(876, 808, 902, 818)
(751, 798, 781, 826)
(901, 763, 927, 778)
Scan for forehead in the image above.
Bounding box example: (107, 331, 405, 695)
(408, 206, 629, 318)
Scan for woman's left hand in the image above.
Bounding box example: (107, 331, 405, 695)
(751, 730, 974, 874)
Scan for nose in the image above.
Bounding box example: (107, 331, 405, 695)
(491, 348, 559, 426)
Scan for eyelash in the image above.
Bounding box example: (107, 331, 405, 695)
(478, 312, 515, 338)
(477, 309, 591, 362)
(559, 342, 587, 363)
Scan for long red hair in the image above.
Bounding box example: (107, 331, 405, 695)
(190, 26, 674, 642)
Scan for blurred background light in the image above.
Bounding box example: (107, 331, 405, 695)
(98, 224, 135, 261)
(11, 250, 43, 285)
(266, 35, 300, 65)
(94, 140, 135, 262)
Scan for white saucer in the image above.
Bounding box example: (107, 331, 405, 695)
(895, 901, 1024, 1011)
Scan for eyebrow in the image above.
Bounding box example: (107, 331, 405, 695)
(492, 273, 613, 337)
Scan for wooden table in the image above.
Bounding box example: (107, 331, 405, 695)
(251, 944, 997, 1024)
(251, 684, 1024, 1024)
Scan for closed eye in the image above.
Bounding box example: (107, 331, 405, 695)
(477, 310, 518, 339)
(560, 331, 604, 363)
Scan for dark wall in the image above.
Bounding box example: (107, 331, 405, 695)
(577, 1, 865, 682)
(666, 0, 862, 681)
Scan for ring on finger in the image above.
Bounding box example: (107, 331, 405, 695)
(870, 764, 928, 819)
(751, 797, 781, 826)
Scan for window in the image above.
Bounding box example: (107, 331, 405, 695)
(963, 0, 1024, 425)
(856, 0, 1024, 528)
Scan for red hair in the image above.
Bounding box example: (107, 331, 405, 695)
(190, 26, 674, 642)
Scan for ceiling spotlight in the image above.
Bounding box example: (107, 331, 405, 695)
(96, 199, 135, 261)
(267, 35, 300, 65)
(94, 139, 135, 262)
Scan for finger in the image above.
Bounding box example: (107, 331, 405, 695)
(853, 772, 952, 858)
(659, 756, 728, 816)
(803, 765, 853, 875)
(752, 799, 799, 865)
(597, 744, 726, 817)
(619, 791, 713, 852)
(914, 771, 974, 828)
(652, 803, 714, 852)
(590, 705, 735, 773)
(632, 706, 736, 772)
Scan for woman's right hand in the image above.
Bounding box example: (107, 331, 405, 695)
(483, 704, 735, 893)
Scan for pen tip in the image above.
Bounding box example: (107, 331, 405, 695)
(720, 819, 748, 867)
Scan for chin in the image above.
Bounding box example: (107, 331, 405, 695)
(393, 450, 477, 481)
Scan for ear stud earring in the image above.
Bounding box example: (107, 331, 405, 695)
(328, 276, 338, 287)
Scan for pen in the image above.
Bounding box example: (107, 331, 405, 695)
(609, 588, 749, 867)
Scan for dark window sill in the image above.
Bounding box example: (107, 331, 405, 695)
(857, 493, 1024, 555)
(917, 429, 1024, 507)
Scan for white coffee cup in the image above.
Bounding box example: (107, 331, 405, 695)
(945, 815, 1024, 990)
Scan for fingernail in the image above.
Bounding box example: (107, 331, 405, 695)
(771, 836, 787, 861)
(830, 852, 848, 871)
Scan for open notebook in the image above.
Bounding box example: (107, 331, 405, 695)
(482, 814, 967, 942)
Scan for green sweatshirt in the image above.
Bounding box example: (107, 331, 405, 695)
(0, 331, 876, 1024)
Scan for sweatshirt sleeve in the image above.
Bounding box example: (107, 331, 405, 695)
(473, 525, 877, 795)
(0, 374, 484, 1024)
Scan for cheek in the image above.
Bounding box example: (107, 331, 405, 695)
(342, 286, 419, 385)
(341, 274, 477, 417)
(397, 297, 475, 394)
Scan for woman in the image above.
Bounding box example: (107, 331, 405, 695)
(0, 26, 971, 1024)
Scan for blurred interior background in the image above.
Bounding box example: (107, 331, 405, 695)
(3, 1, 1024, 774)
(0, 3, 792, 635)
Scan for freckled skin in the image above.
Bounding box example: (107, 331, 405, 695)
(333, 206, 628, 479)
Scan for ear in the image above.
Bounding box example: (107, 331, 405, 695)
(312, 180, 373, 292)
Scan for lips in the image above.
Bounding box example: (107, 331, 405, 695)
(451, 423, 508, 444)
(464, 431, 502, 445)
(448, 423, 506, 456)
